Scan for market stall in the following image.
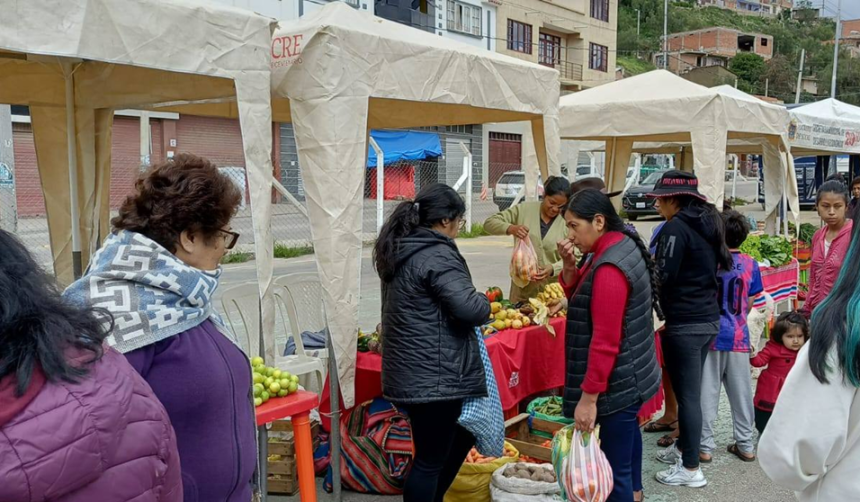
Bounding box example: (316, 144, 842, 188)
(559, 71, 799, 224)
(164, 1, 562, 403)
(0, 0, 276, 288)
(318, 318, 567, 431)
(789, 98, 860, 189)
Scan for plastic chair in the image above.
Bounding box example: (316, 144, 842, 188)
(219, 282, 325, 392)
(274, 273, 330, 362)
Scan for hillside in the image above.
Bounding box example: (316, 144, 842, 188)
(617, 1, 860, 105)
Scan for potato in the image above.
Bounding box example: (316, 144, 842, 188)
(542, 473, 556, 483)
(515, 470, 531, 480)
(530, 471, 544, 482)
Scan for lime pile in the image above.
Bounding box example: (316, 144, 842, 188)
(251, 356, 299, 407)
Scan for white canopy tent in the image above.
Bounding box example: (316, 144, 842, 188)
(789, 98, 860, 156)
(166, 2, 562, 408)
(0, 0, 276, 306)
(559, 71, 799, 222)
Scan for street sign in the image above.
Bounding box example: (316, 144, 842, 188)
(0, 162, 12, 186)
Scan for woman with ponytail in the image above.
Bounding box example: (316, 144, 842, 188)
(558, 189, 661, 502)
(374, 183, 491, 502)
(647, 170, 732, 489)
(758, 213, 860, 501)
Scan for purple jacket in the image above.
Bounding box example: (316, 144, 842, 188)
(0, 349, 182, 502)
(125, 320, 257, 502)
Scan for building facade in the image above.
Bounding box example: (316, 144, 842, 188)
(659, 27, 773, 73)
(697, 0, 793, 17)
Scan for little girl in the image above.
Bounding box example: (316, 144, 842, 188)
(750, 312, 809, 434)
(800, 180, 853, 318)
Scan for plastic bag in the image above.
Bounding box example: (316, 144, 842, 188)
(459, 328, 505, 457)
(444, 443, 519, 502)
(511, 237, 539, 288)
(551, 425, 613, 502)
(490, 462, 562, 502)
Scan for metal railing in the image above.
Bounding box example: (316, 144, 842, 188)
(556, 61, 584, 82)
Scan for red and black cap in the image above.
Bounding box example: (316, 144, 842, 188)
(646, 170, 707, 201)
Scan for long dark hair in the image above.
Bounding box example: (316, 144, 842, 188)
(566, 189, 664, 320)
(810, 211, 860, 385)
(0, 230, 113, 396)
(373, 183, 465, 283)
(676, 196, 733, 271)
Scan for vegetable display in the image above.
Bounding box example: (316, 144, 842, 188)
(798, 223, 817, 245)
(501, 462, 557, 484)
(250, 357, 299, 407)
(465, 444, 518, 464)
(486, 287, 504, 303)
(357, 328, 381, 354)
(739, 234, 793, 268)
(533, 397, 564, 417)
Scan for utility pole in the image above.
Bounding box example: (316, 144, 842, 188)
(0, 105, 16, 234)
(795, 48, 805, 104)
(831, 0, 842, 98)
(663, 0, 669, 70)
(765, 78, 769, 97)
(140, 111, 151, 170)
(636, 9, 641, 58)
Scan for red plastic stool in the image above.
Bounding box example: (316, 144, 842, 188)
(256, 390, 319, 502)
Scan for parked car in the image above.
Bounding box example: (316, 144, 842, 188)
(493, 171, 543, 210)
(622, 170, 669, 221)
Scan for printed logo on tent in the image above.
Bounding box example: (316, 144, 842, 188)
(509, 371, 519, 389)
(271, 34, 304, 69)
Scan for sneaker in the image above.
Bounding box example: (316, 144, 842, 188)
(656, 444, 681, 465)
(656, 459, 708, 488)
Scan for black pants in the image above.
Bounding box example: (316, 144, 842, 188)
(662, 327, 717, 469)
(755, 408, 772, 435)
(401, 400, 475, 502)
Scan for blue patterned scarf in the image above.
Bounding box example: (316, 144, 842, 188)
(64, 230, 239, 353)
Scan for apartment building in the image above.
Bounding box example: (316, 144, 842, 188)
(659, 27, 773, 73)
(841, 19, 860, 58)
(697, 0, 793, 17)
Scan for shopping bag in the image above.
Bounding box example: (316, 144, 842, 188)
(551, 425, 613, 502)
(510, 237, 539, 288)
(445, 443, 519, 502)
(458, 328, 505, 457)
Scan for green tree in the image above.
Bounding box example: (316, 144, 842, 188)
(729, 53, 766, 89)
(759, 55, 797, 101)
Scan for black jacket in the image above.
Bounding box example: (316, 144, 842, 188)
(380, 227, 491, 404)
(564, 236, 660, 417)
(656, 206, 721, 325)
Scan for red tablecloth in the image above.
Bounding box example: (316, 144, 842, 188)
(753, 258, 799, 309)
(319, 318, 566, 431)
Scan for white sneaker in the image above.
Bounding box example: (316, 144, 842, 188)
(656, 459, 708, 488)
(656, 444, 681, 465)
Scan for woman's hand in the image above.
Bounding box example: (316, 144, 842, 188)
(533, 265, 554, 281)
(574, 393, 598, 433)
(507, 225, 530, 240)
(548, 298, 568, 316)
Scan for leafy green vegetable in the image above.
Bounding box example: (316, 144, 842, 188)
(798, 223, 817, 245)
(739, 234, 793, 267)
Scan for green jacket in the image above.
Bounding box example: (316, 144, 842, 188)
(484, 201, 568, 302)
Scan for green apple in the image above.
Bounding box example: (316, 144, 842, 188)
(253, 384, 265, 397)
(254, 397, 263, 407)
(268, 382, 281, 394)
(265, 367, 276, 377)
(272, 369, 282, 379)
(251, 356, 265, 367)
(260, 391, 270, 402)
(277, 389, 289, 397)
(265, 377, 274, 387)
(253, 373, 265, 384)
(288, 382, 298, 393)
(290, 375, 299, 383)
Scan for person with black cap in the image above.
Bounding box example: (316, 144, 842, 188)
(648, 170, 733, 489)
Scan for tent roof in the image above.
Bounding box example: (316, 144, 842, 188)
(268, 2, 560, 126)
(0, 0, 274, 109)
(367, 130, 442, 168)
(559, 70, 789, 142)
(789, 98, 860, 155)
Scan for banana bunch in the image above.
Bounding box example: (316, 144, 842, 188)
(528, 298, 556, 337)
(536, 282, 565, 304)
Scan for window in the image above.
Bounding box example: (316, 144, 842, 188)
(538, 33, 561, 67)
(507, 20, 532, 54)
(446, 125, 473, 134)
(447, 0, 482, 36)
(590, 0, 609, 22)
(761, 37, 769, 46)
(589, 43, 608, 72)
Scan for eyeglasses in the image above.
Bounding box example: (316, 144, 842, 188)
(218, 229, 240, 250)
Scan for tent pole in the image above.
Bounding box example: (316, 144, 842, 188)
(327, 324, 342, 502)
(460, 142, 473, 231)
(732, 155, 738, 202)
(369, 137, 384, 234)
(63, 63, 82, 279)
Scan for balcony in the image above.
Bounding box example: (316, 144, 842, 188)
(375, 0, 436, 33)
(554, 61, 584, 82)
(410, 9, 435, 33)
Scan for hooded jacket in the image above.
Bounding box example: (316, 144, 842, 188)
(801, 220, 853, 318)
(381, 226, 491, 404)
(655, 205, 723, 325)
(0, 349, 182, 502)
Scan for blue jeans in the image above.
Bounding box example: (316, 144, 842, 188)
(597, 403, 642, 502)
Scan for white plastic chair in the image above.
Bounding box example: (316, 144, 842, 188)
(274, 273, 330, 363)
(219, 282, 325, 393)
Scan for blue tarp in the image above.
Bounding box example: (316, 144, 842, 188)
(367, 129, 442, 168)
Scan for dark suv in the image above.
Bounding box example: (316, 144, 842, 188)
(622, 170, 668, 221)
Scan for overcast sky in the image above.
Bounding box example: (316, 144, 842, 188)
(821, 1, 860, 22)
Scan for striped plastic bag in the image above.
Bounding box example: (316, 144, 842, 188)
(551, 425, 613, 502)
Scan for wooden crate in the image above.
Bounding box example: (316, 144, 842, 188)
(266, 419, 320, 495)
(504, 413, 563, 463)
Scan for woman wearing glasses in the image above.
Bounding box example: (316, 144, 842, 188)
(65, 154, 254, 502)
(484, 176, 570, 302)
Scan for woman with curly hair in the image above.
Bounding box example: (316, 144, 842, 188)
(65, 154, 253, 502)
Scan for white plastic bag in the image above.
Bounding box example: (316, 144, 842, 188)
(552, 425, 614, 502)
(490, 463, 562, 502)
